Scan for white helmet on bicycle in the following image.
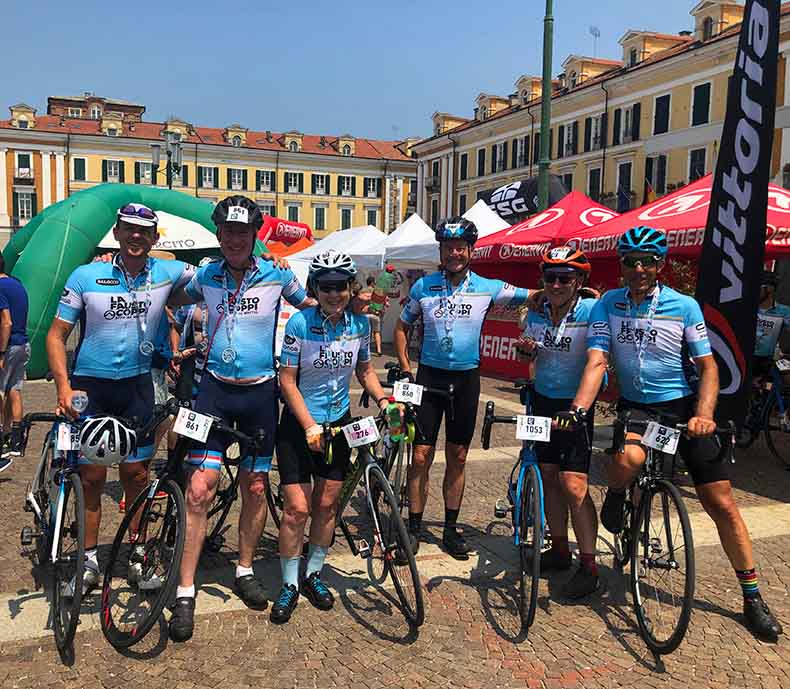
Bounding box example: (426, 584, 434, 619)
(79, 417, 137, 466)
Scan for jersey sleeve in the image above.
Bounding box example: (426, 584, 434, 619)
(400, 280, 423, 325)
(280, 268, 308, 307)
(56, 269, 86, 324)
(183, 265, 205, 301)
(0, 292, 9, 313)
(492, 280, 530, 306)
(683, 299, 712, 359)
(280, 313, 306, 368)
(586, 299, 611, 353)
(357, 316, 371, 364)
(172, 262, 196, 292)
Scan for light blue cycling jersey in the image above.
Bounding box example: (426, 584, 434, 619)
(184, 257, 306, 381)
(525, 298, 597, 399)
(754, 303, 790, 357)
(587, 285, 711, 404)
(400, 270, 530, 371)
(280, 306, 371, 423)
(57, 256, 193, 379)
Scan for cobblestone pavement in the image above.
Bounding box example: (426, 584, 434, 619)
(0, 360, 788, 688)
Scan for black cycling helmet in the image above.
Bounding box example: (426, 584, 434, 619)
(435, 216, 478, 246)
(211, 195, 263, 231)
(761, 270, 779, 287)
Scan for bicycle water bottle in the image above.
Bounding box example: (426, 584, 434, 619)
(386, 397, 403, 442)
(71, 391, 89, 415)
(369, 266, 396, 314)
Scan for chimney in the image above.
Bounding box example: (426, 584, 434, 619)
(320, 136, 326, 147)
(265, 130, 272, 142)
(679, 30, 692, 36)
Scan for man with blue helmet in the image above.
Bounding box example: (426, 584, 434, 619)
(753, 270, 790, 379)
(394, 216, 532, 558)
(570, 225, 782, 641)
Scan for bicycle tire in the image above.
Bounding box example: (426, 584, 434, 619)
(52, 472, 86, 653)
(32, 439, 55, 568)
(762, 394, 790, 468)
(369, 466, 424, 627)
(101, 478, 186, 649)
(204, 461, 238, 552)
(518, 465, 542, 632)
(630, 479, 695, 655)
(391, 440, 410, 514)
(264, 456, 283, 529)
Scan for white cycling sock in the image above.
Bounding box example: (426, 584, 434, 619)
(236, 565, 254, 579)
(85, 548, 99, 570)
(176, 585, 195, 599)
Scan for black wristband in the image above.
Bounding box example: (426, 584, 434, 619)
(377, 396, 390, 406)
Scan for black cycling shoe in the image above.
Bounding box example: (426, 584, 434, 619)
(235, 574, 268, 610)
(169, 597, 195, 642)
(539, 548, 572, 574)
(744, 595, 783, 640)
(600, 489, 627, 534)
(270, 584, 299, 624)
(561, 566, 599, 600)
(442, 528, 471, 559)
(301, 572, 334, 611)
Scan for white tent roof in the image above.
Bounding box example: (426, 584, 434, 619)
(287, 225, 386, 270)
(463, 200, 509, 235)
(383, 214, 437, 270)
(98, 211, 220, 251)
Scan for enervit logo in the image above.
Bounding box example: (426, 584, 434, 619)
(638, 189, 711, 221)
(579, 207, 617, 227)
(505, 208, 564, 235)
(768, 188, 790, 213)
(704, 305, 744, 395)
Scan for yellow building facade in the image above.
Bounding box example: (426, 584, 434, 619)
(0, 93, 417, 244)
(414, 1, 790, 225)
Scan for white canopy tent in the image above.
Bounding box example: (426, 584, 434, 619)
(98, 211, 220, 251)
(462, 200, 509, 235)
(382, 213, 436, 270)
(287, 225, 386, 271)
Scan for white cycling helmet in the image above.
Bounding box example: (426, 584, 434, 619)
(308, 250, 357, 283)
(79, 417, 137, 466)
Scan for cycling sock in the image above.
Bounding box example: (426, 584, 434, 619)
(550, 540, 571, 558)
(444, 508, 460, 531)
(305, 544, 328, 577)
(408, 512, 423, 533)
(176, 585, 195, 599)
(736, 568, 760, 600)
(235, 565, 254, 579)
(580, 552, 598, 576)
(85, 548, 99, 571)
(280, 556, 301, 588)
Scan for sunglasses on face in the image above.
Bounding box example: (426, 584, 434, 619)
(543, 273, 575, 285)
(119, 204, 157, 220)
(621, 255, 660, 269)
(317, 282, 350, 294)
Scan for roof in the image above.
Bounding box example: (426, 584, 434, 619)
(0, 114, 412, 161)
(618, 30, 694, 44)
(9, 103, 36, 111)
(50, 95, 144, 107)
(561, 54, 624, 69)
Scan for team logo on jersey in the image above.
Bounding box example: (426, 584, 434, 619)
(284, 334, 296, 345)
(103, 295, 149, 320)
(310, 326, 325, 335)
(313, 345, 354, 369)
(96, 278, 121, 286)
(429, 285, 443, 292)
(211, 275, 224, 283)
(615, 322, 657, 345)
(433, 300, 472, 320)
(614, 302, 627, 311)
(541, 330, 573, 352)
(216, 295, 260, 315)
(756, 318, 776, 331)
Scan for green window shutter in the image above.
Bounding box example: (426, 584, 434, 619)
(632, 102, 641, 140)
(226, 169, 232, 189)
(311, 174, 317, 194)
(12, 192, 18, 221)
(601, 112, 608, 148)
(31, 191, 37, 216)
(511, 140, 518, 168)
(502, 141, 508, 170)
(118, 161, 125, 183)
(584, 118, 592, 152)
(557, 125, 565, 158)
(491, 145, 497, 173)
(134, 162, 141, 184)
(242, 170, 248, 190)
(324, 174, 330, 192)
(74, 158, 85, 181)
(613, 109, 622, 145)
(181, 165, 188, 187)
(645, 156, 654, 186)
(213, 167, 219, 189)
(255, 170, 261, 191)
(270, 170, 277, 192)
(101, 160, 108, 182)
(298, 173, 304, 193)
(198, 166, 204, 187)
(572, 121, 579, 154)
(376, 178, 382, 197)
(337, 176, 342, 195)
(351, 177, 356, 196)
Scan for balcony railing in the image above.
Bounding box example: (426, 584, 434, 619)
(425, 175, 441, 192)
(13, 169, 34, 186)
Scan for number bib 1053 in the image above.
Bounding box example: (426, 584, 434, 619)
(393, 381, 424, 406)
(641, 422, 681, 455)
(173, 407, 214, 443)
(516, 415, 551, 443)
(342, 416, 380, 448)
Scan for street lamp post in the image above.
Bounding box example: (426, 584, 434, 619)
(151, 133, 183, 189)
(537, 0, 554, 211)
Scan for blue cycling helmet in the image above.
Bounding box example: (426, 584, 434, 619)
(617, 226, 668, 258)
(435, 217, 478, 246)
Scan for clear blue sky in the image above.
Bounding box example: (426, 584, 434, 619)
(2, 0, 698, 140)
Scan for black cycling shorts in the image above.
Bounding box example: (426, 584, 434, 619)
(532, 391, 594, 474)
(616, 396, 729, 486)
(752, 356, 775, 379)
(413, 364, 480, 447)
(276, 410, 353, 485)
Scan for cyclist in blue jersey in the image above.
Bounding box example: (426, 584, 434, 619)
(517, 246, 600, 598)
(167, 196, 312, 642)
(394, 216, 532, 558)
(753, 270, 790, 379)
(571, 226, 782, 640)
(46, 203, 194, 595)
(270, 250, 391, 624)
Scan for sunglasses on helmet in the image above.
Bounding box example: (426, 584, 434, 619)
(621, 255, 661, 269)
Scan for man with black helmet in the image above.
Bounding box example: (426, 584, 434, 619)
(753, 270, 790, 380)
(394, 216, 532, 558)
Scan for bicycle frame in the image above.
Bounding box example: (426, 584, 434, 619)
(510, 449, 545, 548)
(336, 445, 387, 557)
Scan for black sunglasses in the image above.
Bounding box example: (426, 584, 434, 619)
(543, 273, 575, 285)
(621, 255, 660, 268)
(317, 282, 350, 293)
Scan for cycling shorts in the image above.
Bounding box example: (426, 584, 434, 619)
(186, 374, 278, 473)
(413, 364, 480, 447)
(532, 391, 594, 474)
(276, 410, 353, 484)
(752, 356, 775, 380)
(616, 396, 728, 486)
(70, 373, 155, 464)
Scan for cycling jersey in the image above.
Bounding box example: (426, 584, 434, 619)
(280, 306, 370, 424)
(184, 257, 306, 381)
(754, 303, 790, 357)
(57, 256, 193, 379)
(400, 270, 530, 371)
(587, 285, 711, 404)
(525, 298, 597, 399)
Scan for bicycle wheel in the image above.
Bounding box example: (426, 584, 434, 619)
(369, 467, 424, 627)
(763, 394, 790, 468)
(630, 479, 695, 655)
(264, 455, 283, 529)
(101, 478, 186, 648)
(51, 472, 86, 653)
(518, 465, 542, 631)
(204, 461, 238, 552)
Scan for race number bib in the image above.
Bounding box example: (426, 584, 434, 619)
(393, 381, 424, 406)
(226, 206, 249, 224)
(56, 422, 80, 451)
(642, 422, 681, 455)
(173, 407, 214, 443)
(776, 359, 790, 372)
(516, 415, 551, 443)
(342, 417, 380, 448)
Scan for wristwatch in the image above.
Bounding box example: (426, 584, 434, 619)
(573, 407, 588, 421)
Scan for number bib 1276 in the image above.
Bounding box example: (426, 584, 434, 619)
(641, 421, 681, 455)
(173, 407, 214, 443)
(342, 416, 380, 448)
(516, 415, 551, 443)
(393, 381, 424, 406)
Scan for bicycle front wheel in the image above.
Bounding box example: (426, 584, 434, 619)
(101, 478, 186, 648)
(52, 472, 86, 653)
(369, 467, 424, 627)
(763, 394, 790, 468)
(518, 465, 542, 632)
(630, 479, 694, 655)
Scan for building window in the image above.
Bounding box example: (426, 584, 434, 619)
(15, 153, 31, 177)
(479, 106, 488, 120)
(365, 178, 378, 198)
(367, 209, 377, 227)
(257, 170, 272, 192)
(691, 83, 711, 126)
(431, 160, 440, 178)
(430, 199, 439, 228)
(562, 172, 573, 191)
(341, 208, 352, 229)
(314, 207, 326, 230)
(230, 168, 244, 190)
(107, 160, 120, 182)
(258, 203, 275, 217)
(477, 148, 486, 176)
(629, 48, 638, 66)
(653, 94, 671, 135)
(459, 153, 468, 181)
(702, 16, 714, 41)
(107, 127, 118, 137)
(591, 116, 603, 151)
(138, 162, 153, 184)
(517, 136, 529, 167)
(568, 71, 578, 88)
(232, 135, 241, 147)
(16, 119, 29, 129)
(68, 107, 82, 117)
(17, 192, 33, 220)
(340, 176, 352, 195)
(617, 162, 633, 212)
(200, 166, 216, 188)
(73, 158, 86, 181)
(287, 172, 300, 193)
(289, 141, 299, 152)
(521, 90, 530, 104)
(342, 144, 351, 156)
(287, 205, 299, 222)
(587, 167, 602, 202)
(314, 175, 326, 194)
(493, 142, 505, 173)
(459, 194, 467, 215)
(645, 154, 668, 195)
(689, 148, 707, 181)
(90, 105, 102, 119)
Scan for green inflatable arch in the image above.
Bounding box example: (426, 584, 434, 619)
(2, 184, 267, 379)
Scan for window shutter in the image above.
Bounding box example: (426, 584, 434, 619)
(557, 125, 565, 158)
(351, 177, 356, 196)
(134, 162, 141, 184)
(256, 170, 261, 191)
(118, 161, 125, 183)
(613, 109, 622, 145)
(311, 174, 317, 194)
(632, 102, 641, 140)
(198, 166, 204, 188)
(227, 169, 232, 189)
(376, 178, 382, 197)
(324, 174, 330, 192)
(477, 148, 485, 176)
(523, 136, 529, 166)
(31, 191, 37, 216)
(298, 173, 304, 193)
(533, 134, 539, 164)
(337, 176, 342, 195)
(572, 121, 579, 154)
(502, 141, 508, 170)
(12, 192, 18, 220)
(692, 83, 710, 126)
(102, 159, 108, 182)
(584, 118, 592, 152)
(242, 170, 248, 190)
(645, 156, 654, 185)
(181, 165, 188, 187)
(657, 154, 667, 193)
(491, 145, 497, 173)
(270, 170, 276, 192)
(511, 139, 518, 168)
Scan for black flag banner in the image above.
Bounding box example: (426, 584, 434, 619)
(479, 175, 567, 223)
(695, 0, 780, 427)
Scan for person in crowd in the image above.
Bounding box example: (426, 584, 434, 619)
(360, 276, 383, 356)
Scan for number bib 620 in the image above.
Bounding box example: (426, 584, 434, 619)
(641, 422, 681, 455)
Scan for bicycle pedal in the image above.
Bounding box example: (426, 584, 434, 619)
(357, 539, 371, 558)
(649, 537, 662, 554)
(494, 499, 512, 518)
(20, 526, 37, 546)
(23, 502, 33, 513)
